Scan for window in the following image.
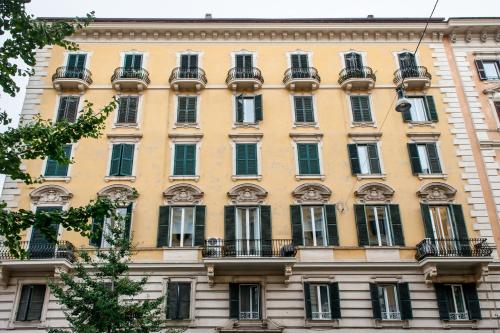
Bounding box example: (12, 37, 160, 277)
(56, 96, 79, 123)
(435, 283, 481, 320)
(370, 283, 412, 321)
(124, 53, 143, 70)
(407, 142, 442, 175)
(235, 54, 254, 78)
(65, 53, 86, 78)
(176, 96, 197, 124)
(354, 204, 404, 247)
(402, 96, 438, 122)
(109, 144, 135, 177)
(301, 206, 327, 246)
(344, 52, 363, 70)
(166, 282, 191, 320)
(91, 205, 132, 247)
(398, 52, 417, 70)
(16, 284, 46, 321)
(229, 284, 260, 320)
(44, 145, 72, 177)
(117, 96, 138, 124)
(347, 143, 381, 175)
(170, 207, 195, 247)
(290, 54, 310, 78)
(294, 96, 315, 123)
(350, 95, 372, 123)
(236, 207, 261, 256)
(235, 144, 258, 176)
(179, 54, 198, 78)
(29, 207, 61, 258)
(173, 144, 196, 176)
(297, 143, 320, 175)
(304, 282, 341, 320)
(236, 95, 263, 123)
(475, 59, 500, 80)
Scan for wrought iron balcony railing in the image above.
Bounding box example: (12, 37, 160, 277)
(111, 67, 151, 84)
(202, 239, 295, 258)
(169, 67, 207, 85)
(225, 67, 264, 85)
(283, 67, 321, 85)
(338, 66, 376, 85)
(0, 241, 76, 262)
(415, 238, 493, 261)
(52, 66, 93, 85)
(393, 65, 432, 86)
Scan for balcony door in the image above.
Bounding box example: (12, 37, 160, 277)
(235, 54, 253, 78)
(429, 205, 460, 254)
(291, 54, 309, 78)
(29, 207, 61, 259)
(239, 284, 260, 320)
(180, 54, 198, 78)
(398, 52, 418, 77)
(65, 53, 86, 78)
(345, 52, 363, 71)
(236, 207, 261, 256)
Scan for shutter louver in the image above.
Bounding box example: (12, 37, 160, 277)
(420, 204, 435, 239)
(117, 97, 128, 124)
(425, 95, 438, 122)
(56, 96, 68, 122)
(178, 283, 191, 319)
(26, 285, 45, 320)
(109, 144, 122, 176)
(224, 206, 236, 250)
(297, 143, 309, 174)
(367, 144, 381, 174)
(66, 96, 79, 123)
(90, 216, 104, 247)
(194, 206, 206, 246)
(75, 54, 86, 70)
(303, 96, 314, 122)
(229, 283, 240, 319)
(294, 96, 304, 122)
(426, 143, 442, 174)
(177, 97, 187, 123)
(463, 283, 482, 320)
(260, 205, 272, 256)
(124, 54, 134, 69)
(127, 97, 138, 123)
(407, 143, 422, 174)
(303, 283, 312, 319)
(67, 54, 77, 68)
(254, 95, 263, 121)
(389, 204, 405, 246)
(157, 206, 170, 247)
(329, 282, 341, 319)
(290, 205, 303, 246)
(119, 144, 134, 176)
(348, 144, 361, 175)
(434, 284, 450, 320)
(308, 144, 320, 175)
(186, 97, 197, 123)
(398, 282, 413, 320)
(360, 96, 372, 122)
(16, 285, 31, 321)
(123, 204, 132, 240)
(370, 283, 382, 320)
(236, 96, 244, 123)
(350, 96, 362, 122)
(166, 283, 179, 319)
(475, 60, 487, 80)
(325, 205, 339, 246)
(185, 144, 196, 175)
(354, 205, 369, 246)
(451, 204, 469, 240)
(174, 145, 185, 176)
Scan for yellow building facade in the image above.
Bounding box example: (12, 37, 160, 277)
(1, 17, 500, 332)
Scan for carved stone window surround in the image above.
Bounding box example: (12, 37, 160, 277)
(291, 183, 332, 204)
(406, 132, 440, 142)
(354, 182, 395, 203)
(163, 183, 204, 205)
(227, 183, 268, 205)
(97, 184, 137, 204)
(416, 182, 457, 203)
(30, 185, 73, 206)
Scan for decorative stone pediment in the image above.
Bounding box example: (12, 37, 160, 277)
(354, 182, 395, 203)
(163, 183, 204, 204)
(417, 182, 457, 203)
(227, 183, 267, 204)
(97, 184, 137, 204)
(292, 183, 332, 204)
(30, 185, 73, 205)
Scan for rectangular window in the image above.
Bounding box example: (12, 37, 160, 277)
(309, 284, 331, 320)
(236, 207, 261, 256)
(235, 54, 253, 69)
(483, 60, 500, 80)
(239, 284, 260, 320)
(177, 96, 197, 124)
(408, 142, 442, 175)
(180, 54, 198, 70)
(56, 96, 79, 123)
(447, 285, 468, 320)
(291, 54, 309, 69)
(173, 144, 196, 176)
(301, 206, 327, 246)
(101, 205, 132, 247)
(235, 144, 258, 176)
(344, 52, 363, 70)
(350, 95, 372, 123)
(428, 206, 456, 240)
(378, 284, 401, 320)
(109, 144, 135, 177)
(16, 284, 46, 321)
(166, 282, 191, 320)
(294, 96, 315, 123)
(408, 97, 428, 121)
(117, 96, 138, 124)
(169, 207, 195, 247)
(44, 144, 72, 177)
(297, 143, 320, 175)
(124, 53, 143, 70)
(236, 95, 263, 123)
(66, 53, 86, 70)
(357, 144, 381, 175)
(365, 206, 393, 246)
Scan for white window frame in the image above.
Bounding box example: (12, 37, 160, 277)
(407, 134, 446, 179)
(239, 284, 260, 320)
(41, 143, 74, 181)
(173, 94, 200, 129)
(113, 94, 143, 128)
(448, 284, 469, 321)
(347, 93, 376, 127)
(9, 280, 51, 328)
(168, 134, 203, 181)
(52, 94, 84, 125)
(163, 277, 196, 321)
(365, 205, 394, 246)
(105, 135, 141, 181)
(100, 204, 133, 248)
(289, 93, 318, 128)
(229, 133, 263, 181)
(235, 206, 261, 256)
(301, 205, 327, 246)
(290, 134, 325, 181)
(481, 60, 500, 80)
(310, 283, 332, 320)
(169, 206, 196, 247)
(379, 284, 401, 320)
(233, 94, 260, 126)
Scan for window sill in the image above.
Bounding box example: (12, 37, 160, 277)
(293, 122, 319, 129)
(417, 173, 448, 180)
(104, 176, 136, 182)
(42, 176, 71, 182)
(305, 319, 339, 328)
(173, 123, 200, 129)
(374, 319, 409, 328)
(442, 319, 478, 329)
(112, 123, 139, 129)
(169, 175, 200, 182)
(351, 122, 376, 128)
(233, 122, 259, 129)
(407, 121, 436, 128)
(295, 175, 325, 181)
(8, 321, 47, 329)
(356, 173, 387, 180)
(165, 319, 194, 327)
(232, 175, 262, 181)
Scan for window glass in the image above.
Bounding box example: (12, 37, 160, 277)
(102, 206, 128, 247)
(170, 207, 195, 247)
(429, 206, 456, 240)
(408, 97, 428, 122)
(310, 284, 331, 320)
(417, 145, 431, 174)
(365, 206, 393, 246)
(240, 284, 259, 319)
(358, 145, 370, 174)
(301, 206, 326, 246)
(378, 284, 400, 320)
(483, 61, 500, 79)
(242, 98, 255, 123)
(236, 207, 260, 255)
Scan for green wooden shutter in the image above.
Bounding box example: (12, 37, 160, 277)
(56, 96, 68, 122)
(348, 144, 361, 175)
(133, 54, 143, 69)
(389, 204, 405, 246)
(407, 143, 422, 174)
(157, 206, 171, 247)
(174, 145, 185, 175)
(236, 95, 244, 122)
(178, 283, 191, 319)
(236, 144, 246, 175)
(354, 205, 369, 246)
(367, 144, 381, 174)
(194, 205, 206, 246)
(308, 144, 320, 175)
(402, 108, 413, 122)
(174, 144, 196, 176)
(224, 206, 236, 243)
(291, 54, 300, 68)
(109, 144, 122, 176)
(329, 282, 341, 319)
(425, 96, 438, 122)
(294, 96, 305, 122)
(90, 215, 104, 247)
(44, 158, 59, 177)
(126, 97, 138, 123)
(254, 95, 263, 121)
(166, 282, 179, 319)
(325, 205, 339, 246)
(186, 97, 197, 123)
(475, 60, 487, 80)
(426, 143, 442, 174)
(350, 96, 363, 122)
(17, 285, 46, 321)
(420, 204, 435, 239)
(123, 204, 132, 240)
(297, 143, 309, 174)
(451, 204, 468, 240)
(398, 282, 413, 320)
(290, 205, 303, 246)
(247, 144, 258, 175)
(117, 97, 128, 123)
(463, 283, 481, 320)
(303, 283, 312, 319)
(434, 284, 450, 320)
(16, 285, 31, 321)
(44, 145, 71, 177)
(229, 283, 240, 319)
(236, 55, 244, 69)
(304, 97, 314, 122)
(119, 144, 134, 176)
(66, 96, 79, 123)
(177, 97, 188, 123)
(185, 144, 196, 175)
(67, 54, 77, 68)
(75, 54, 86, 70)
(359, 96, 372, 122)
(124, 54, 134, 69)
(260, 205, 272, 256)
(299, 54, 309, 68)
(369, 283, 382, 319)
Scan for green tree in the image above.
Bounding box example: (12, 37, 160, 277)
(0, 0, 117, 257)
(49, 225, 166, 333)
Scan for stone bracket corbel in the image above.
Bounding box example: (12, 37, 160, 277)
(284, 264, 293, 285)
(0, 266, 10, 288)
(423, 263, 438, 285)
(207, 264, 215, 287)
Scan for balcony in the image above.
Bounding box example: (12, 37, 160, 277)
(169, 67, 207, 91)
(52, 66, 93, 92)
(283, 67, 320, 91)
(338, 66, 376, 91)
(416, 238, 493, 283)
(393, 66, 431, 90)
(202, 239, 296, 286)
(111, 67, 150, 91)
(226, 67, 264, 91)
